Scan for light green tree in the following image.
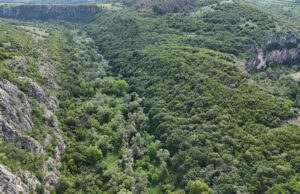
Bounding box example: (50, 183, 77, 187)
(186, 180, 213, 194)
(112, 80, 128, 95)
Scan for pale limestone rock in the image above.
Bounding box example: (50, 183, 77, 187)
(246, 34, 300, 71)
(0, 165, 29, 194)
(0, 79, 32, 132)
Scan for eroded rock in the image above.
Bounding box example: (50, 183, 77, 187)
(0, 79, 32, 132)
(13, 56, 30, 71)
(0, 165, 29, 194)
(0, 116, 43, 154)
(37, 52, 59, 90)
(43, 157, 61, 189)
(246, 33, 300, 71)
(17, 170, 50, 194)
(18, 77, 55, 109)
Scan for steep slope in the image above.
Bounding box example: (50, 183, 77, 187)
(246, 0, 300, 28)
(0, 20, 72, 193)
(243, 0, 300, 120)
(246, 33, 300, 71)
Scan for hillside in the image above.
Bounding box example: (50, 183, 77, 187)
(0, 0, 299, 193)
(0, 0, 102, 4)
(247, 0, 300, 27)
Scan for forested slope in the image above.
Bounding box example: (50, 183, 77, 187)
(0, 0, 299, 193)
(82, 1, 300, 193)
(0, 19, 67, 193)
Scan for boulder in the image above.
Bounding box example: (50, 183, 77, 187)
(0, 165, 29, 194)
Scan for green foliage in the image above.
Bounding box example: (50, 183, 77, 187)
(265, 42, 283, 51)
(85, 146, 102, 166)
(83, 1, 300, 193)
(251, 62, 300, 108)
(186, 180, 212, 194)
(0, 20, 67, 189)
(0, 139, 47, 177)
(0, 1, 299, 193)
(111, 80, 128, 96)
(153, 5, 167, 15)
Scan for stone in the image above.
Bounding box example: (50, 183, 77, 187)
(0, 79, 32, 132)
(17, 170, 50, 194)
(0, 165, 29, 194)
(0, 116, 43, 154)
(246, 33, 300, 71)
(43, 157, 61, 189)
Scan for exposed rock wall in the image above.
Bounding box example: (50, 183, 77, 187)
(18, 77, 58, 110)
(17, 170, 50, 194)
(0, 51, 65, 192)
(0, 5, 101, 20)
(37, 53, 59, 90)
(0, 165, 29, 194)
(0, 79, 44, 154)
(0, 165, 50, 194)
(0, 115, 43, 153)
(0, 79, 32, 132)
(246, 34, 300, 71)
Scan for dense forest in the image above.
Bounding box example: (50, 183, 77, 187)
(0, 0, 299, 193)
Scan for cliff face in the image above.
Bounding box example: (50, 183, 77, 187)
(246, 34, 300, 71)
(0, 50, 65, 193)
(0, 165, 30, 194)
(0, 5, 101, 20)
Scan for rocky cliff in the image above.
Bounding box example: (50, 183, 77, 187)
(0, 4, 101, 20)
(0, 50, 65, 193)
(246, 33, 300, 71)
(0, 165, 30, 194)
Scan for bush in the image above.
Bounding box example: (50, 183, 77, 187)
(153, 5, 167, 15)
(85, 146, 103, 166)
(111, 80, 128, 96)
(186, 180, 213, 194)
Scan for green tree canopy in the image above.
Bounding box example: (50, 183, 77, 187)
(186, 180, 213, 194)
(112, 80, 128, 96)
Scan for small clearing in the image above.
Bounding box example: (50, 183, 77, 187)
(290, 72, 300, 81)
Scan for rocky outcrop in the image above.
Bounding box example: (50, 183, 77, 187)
(17, 170, 50, 194)
(17, 76, 65, 188)
(0, 165, 29, 194)
(13, 56, 31, 71)
(0, 79, 32, 132)
(42, 109, 65, 188)
(0, 80, 44, 153)
(246, 34, 300, 71)
(19, 77, 49, 106)
(18, 77, 58, 110)
(21, 136, 44, 153)
(17, 76, 65, 158)
(0, 165, 51, 194)
(0, 76, 64, 189)
(43, 157, 61, 189)
(0, 115, 43, 153)
(17, 58, 65, 187)
(0, 5, 102, 20)
(43, 108, 65, 161)
(37, 52, 59, 90)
